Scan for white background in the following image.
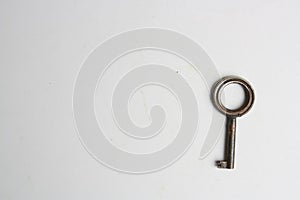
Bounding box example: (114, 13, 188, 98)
(1, 0, 300, 199)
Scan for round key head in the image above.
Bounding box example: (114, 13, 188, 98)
(212, 76, 255, 118)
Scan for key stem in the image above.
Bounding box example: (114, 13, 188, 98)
(225, 117, 236, 169)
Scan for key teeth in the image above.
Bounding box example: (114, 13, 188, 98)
(216, 160, 227, 168)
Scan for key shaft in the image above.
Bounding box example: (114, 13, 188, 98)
(217, 117, 236, 169)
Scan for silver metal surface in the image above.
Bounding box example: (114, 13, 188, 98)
(212, 76, 255, 169)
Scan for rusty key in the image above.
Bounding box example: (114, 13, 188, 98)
(212, 76, 254, 169)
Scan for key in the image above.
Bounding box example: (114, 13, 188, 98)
(212, 76, 255, 169)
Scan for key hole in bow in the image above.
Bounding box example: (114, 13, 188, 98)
(220, 83, 246, 110)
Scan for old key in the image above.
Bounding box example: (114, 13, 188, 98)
(212, 76, 255, 169)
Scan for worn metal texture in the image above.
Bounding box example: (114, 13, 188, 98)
(212, 76, 255, 169)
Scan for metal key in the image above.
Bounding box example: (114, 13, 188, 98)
(212, 76, 254, 169)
